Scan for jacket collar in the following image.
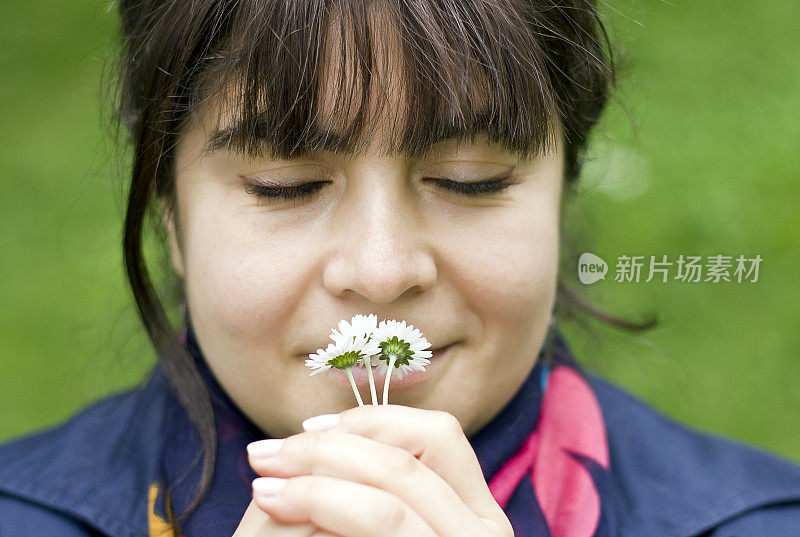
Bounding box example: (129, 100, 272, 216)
(589, 374, 800, 537)
(2, 330, 800, 537)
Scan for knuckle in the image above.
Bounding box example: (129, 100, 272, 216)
(372, 495, 407, 528)
(335, 412, 357, 433)
(304, 476, 325, 504)
(381, 447, 419, 477)
(433, 410, 464, 438)
(292, 430, 325, 453)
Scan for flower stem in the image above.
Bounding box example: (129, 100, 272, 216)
(345, 367, 364, 406)
(364, 355, 378, 405)
(382, 355, 398, 405)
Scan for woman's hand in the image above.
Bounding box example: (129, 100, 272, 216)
(232, 499, 338, 537)
(242, 404, 513, 537)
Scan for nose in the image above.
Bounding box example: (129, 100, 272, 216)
(322, 172, 437, 304)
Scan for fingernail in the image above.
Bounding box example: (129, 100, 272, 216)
(302, 413, 340, 431)
(247, 438, 285, 458)
(253, 477, 286, 497)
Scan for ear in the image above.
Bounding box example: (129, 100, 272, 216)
(159, 198, 186, 279)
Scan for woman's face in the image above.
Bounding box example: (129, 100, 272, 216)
(166, 43, 564, 439)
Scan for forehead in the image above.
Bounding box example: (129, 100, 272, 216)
(187, 0, 558, 162)
(312, 6, 421, 151)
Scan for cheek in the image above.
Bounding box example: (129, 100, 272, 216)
(182, 207, 315, 346)
(450, 209, 559, 330)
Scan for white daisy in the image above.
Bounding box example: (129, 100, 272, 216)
(305, 332, 380, 375)
(330, 313, 379, 346)
(305, 327, 380, 406)
(329, 314, 381, 404)
(305, 342, 338, 377)
(372, 319, 433, 404)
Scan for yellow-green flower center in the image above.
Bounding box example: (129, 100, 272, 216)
(379, 336, 413, 367)
(327, 350, 363, 370)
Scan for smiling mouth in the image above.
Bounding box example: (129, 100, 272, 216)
(299, 342, 457, 359)
(431, 343, 455, 356)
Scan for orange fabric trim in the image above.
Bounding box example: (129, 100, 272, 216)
(148, 481, 181, 537)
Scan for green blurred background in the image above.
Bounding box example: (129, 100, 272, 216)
(2, 0, 799, 462)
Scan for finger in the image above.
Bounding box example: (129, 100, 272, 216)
(249, 430, 490, 536)
(234, 499, 320, 537)
(253, 475, 438, 537)
(310, 405, 504, 523)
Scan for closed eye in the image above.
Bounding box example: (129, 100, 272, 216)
(243, 176, 516, 203)
(244, 181, 329, 202)
(427, 177, 516, 196)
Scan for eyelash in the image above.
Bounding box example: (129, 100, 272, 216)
(245, 181, 327, 201)
(244, 177, 515, 202)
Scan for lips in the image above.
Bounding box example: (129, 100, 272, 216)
(332, 341, 458, 391)
(430, 343, 455, 357)
(299, 340, 456, 358)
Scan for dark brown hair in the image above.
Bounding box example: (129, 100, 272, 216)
(110, 0, 652, 527)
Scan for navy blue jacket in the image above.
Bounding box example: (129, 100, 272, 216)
(2, 360, 800, 536)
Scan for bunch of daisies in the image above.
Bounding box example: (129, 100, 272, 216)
(305, 314, 433, 406)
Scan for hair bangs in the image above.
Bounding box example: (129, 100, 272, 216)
(191, 0, 562, 162)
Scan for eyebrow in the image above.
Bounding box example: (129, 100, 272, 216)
(203, 110, 498, 160)
(205, 122, 337, 157)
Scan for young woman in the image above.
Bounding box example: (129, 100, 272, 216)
(1, 1, 799, 536)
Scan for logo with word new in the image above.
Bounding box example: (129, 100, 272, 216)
(578, 253, 608, 284)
